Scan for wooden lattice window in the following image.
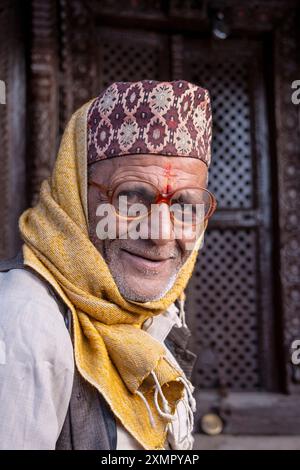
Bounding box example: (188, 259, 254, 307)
(184, 40, 276, 394)
(96, 28, 170, 90)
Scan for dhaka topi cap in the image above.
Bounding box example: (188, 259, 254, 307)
(87, 80, 212, 168)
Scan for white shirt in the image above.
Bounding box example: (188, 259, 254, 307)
(0, 268, 194, 450)
(0, 268, 74, 450)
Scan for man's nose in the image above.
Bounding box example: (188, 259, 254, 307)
(148, 202, 175, 246)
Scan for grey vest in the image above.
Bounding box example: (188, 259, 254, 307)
(0, 252, 197, 450)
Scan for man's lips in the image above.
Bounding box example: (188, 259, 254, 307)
(120, 248, 174, 272)
(121, 248, 174, 262)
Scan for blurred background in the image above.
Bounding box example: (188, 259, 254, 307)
(0, 0, 300, 449)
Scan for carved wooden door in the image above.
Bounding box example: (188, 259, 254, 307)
(87, 9, 300, 434)
(68, 20, 298, 433)
(1, 0, 299, 435)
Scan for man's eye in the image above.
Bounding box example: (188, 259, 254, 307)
(118, 190, 152, 203)
(172, 198, 186, 208)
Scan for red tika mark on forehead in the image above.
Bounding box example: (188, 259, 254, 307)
(163, 163, 176, 193)
(163, 163, 175, 177)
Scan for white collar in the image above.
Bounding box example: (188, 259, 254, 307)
(142, 303, 182, 343)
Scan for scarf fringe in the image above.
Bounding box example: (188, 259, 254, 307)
(135, 390, 156, 427)
(152, 370, 177, 422)
(134, 357, 196, 450)
(178, 292, 187, 328)
(164, 355, 196, 449)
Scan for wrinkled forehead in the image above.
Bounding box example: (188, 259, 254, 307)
(88, 154, 208, 188)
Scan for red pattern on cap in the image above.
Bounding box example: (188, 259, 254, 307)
(87, 80, 212, 167)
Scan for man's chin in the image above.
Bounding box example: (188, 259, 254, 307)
(113, 274, 177, 303)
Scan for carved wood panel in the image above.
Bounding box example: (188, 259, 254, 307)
(274, 12, 300, 394)
(0, 0, 26, 258)
(28, 0, 59, 204)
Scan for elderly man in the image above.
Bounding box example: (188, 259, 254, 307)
(0, 80, 216, 450)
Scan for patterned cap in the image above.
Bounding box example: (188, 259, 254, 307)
(87, 80, 212, 167)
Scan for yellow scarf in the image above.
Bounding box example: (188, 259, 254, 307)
(19, 100, 206, 450)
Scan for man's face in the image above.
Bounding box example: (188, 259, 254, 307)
(88, 155, 208, 302)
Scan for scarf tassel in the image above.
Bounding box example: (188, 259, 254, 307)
(134, 364, 196, 451)
(179, 292, 187, 328)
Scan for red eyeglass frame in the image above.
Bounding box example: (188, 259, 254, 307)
(88, 178, 217, 222)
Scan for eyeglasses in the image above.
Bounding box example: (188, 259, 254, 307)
(88, 178, 217, 226)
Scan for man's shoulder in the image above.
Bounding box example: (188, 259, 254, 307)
(0, 267, 74, 450)
(0, 266, 62, 314)
(0, 267, 73, 360)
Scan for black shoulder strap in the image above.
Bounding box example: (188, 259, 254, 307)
(0, 251, 24, 271)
